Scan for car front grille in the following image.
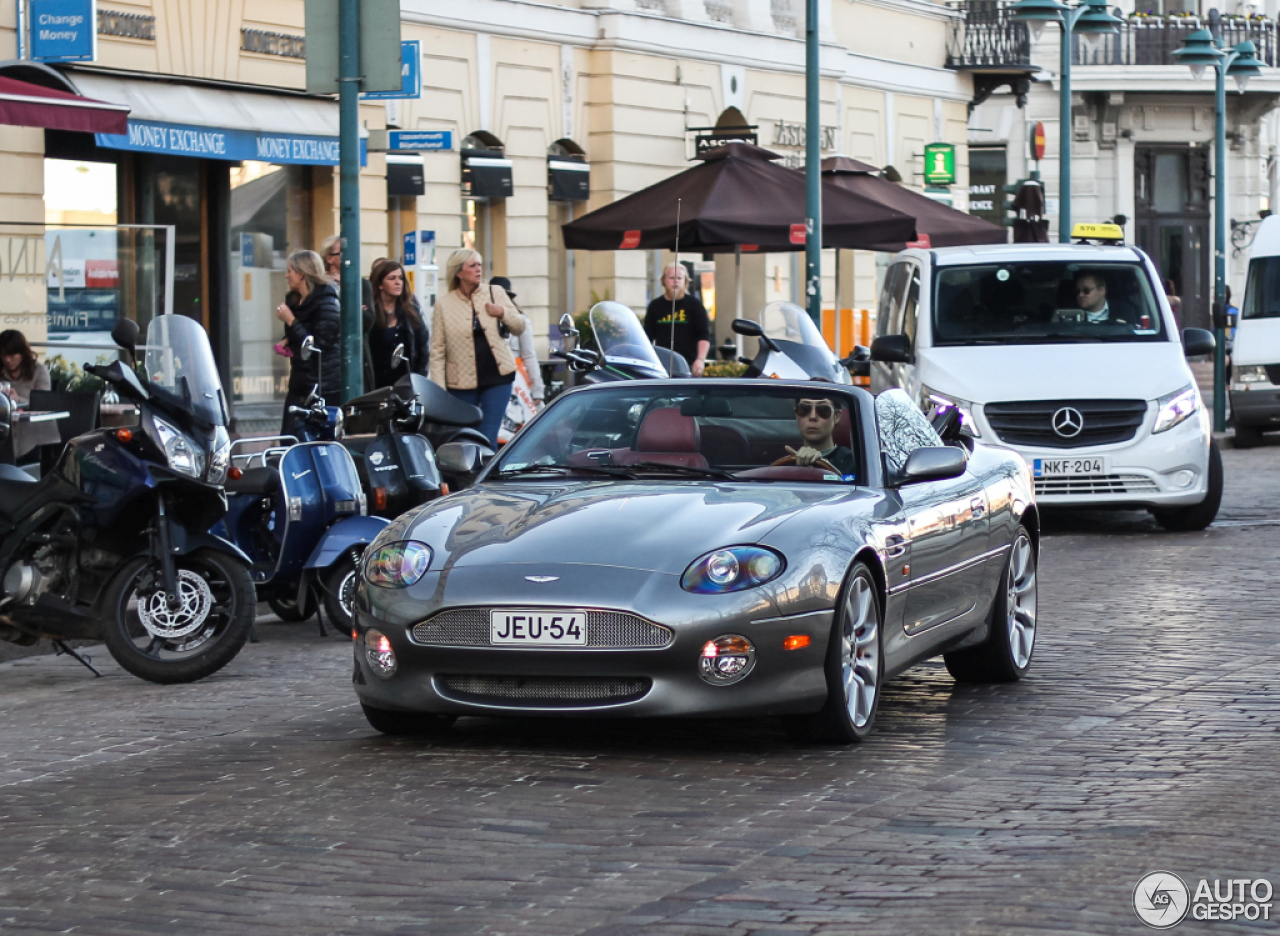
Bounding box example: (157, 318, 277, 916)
(435, 674, 652, 707)
(985, 399, 1148, 448)
(411, 608, 674, 649)
(1035, 474, 1161, 496)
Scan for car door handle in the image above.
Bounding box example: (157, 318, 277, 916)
(884, 534, 907, 558)
(970, 496, 986, 520)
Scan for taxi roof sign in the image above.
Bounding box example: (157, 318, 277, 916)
(1071, 222, 1125, 243)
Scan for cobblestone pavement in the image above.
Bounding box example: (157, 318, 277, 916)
(1, 446, 1278, 935)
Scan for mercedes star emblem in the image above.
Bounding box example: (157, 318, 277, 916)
(1051, 406, 1085, 438)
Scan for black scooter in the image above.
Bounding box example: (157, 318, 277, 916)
(553, 302, 681, 384)
(0, 317, 255, 683)
(730, 301, 866, 383)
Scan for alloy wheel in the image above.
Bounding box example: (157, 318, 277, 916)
(1006, 534, 1037, 670)
(841, 573, 880, 729)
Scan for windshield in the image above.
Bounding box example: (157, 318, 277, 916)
(496, 384, 862, 483)
(761, 301, 828, 348)
(589, 301, 666, 375)
(145, 314, 228, 427)
(1242, 256, 1280, 320)
(933, 261, 1167, 345)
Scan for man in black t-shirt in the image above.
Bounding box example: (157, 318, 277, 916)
(644, 263, 712, 375)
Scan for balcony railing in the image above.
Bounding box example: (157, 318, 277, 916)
(947, 1, 1034, 71)
(1073, 17, 1277, 66)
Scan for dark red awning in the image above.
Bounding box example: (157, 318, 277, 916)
(0, 75, 129, 134)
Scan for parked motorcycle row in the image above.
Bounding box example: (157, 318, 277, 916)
(0, 300, 859, 686)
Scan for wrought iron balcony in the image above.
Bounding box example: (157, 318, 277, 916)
(1073, 16, 1277, 67)
(947, 1, 1034, 71)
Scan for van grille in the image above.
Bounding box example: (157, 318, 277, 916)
(985, 399, 1148, 448)
(1035, 474, 1160, 496)
(435, 675, 652, 707)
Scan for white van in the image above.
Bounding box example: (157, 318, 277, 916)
(869, 242, 1222, 530)
(1228, 215, 1280, 448)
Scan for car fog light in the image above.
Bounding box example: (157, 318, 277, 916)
(1172, 469, 1196, 488)
(364, 628, 397, 679)
(699, 635, 756, 685)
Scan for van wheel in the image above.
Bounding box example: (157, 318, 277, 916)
(1233, 425, 1263, 449)
(1151, 440, 1223, 532)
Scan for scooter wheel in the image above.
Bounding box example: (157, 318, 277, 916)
(102, 548, 256, 684)
(323, 553, 360, 634)
(268, 590, 317, 622)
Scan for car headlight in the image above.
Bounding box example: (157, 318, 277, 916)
(151, 416, 206, 479)
(1153, 383, 1199, 434)
(207, 426, 231, 485)
(921, 385, 980, 438)
(1232, 365, 1269, 391)
(364, 540, 432, 588)
(681, 546, 784, 594)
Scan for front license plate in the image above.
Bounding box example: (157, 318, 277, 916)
(1033, 457, 1106, 477)
(490, 610, 587, 646)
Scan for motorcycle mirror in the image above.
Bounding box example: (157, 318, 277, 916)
(111, 318, 139, 366)
(557, 313, 579, 338)
(300, 335, 318, 361)
(391, 343, 406, 369)
(730, 318, 763, 338)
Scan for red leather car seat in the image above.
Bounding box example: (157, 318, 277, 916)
(615, 407, 709, 468)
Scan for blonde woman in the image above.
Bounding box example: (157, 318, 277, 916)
(429, 249, 527, 446)
(274, 249, 340, 436)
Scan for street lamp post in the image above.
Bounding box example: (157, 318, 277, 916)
(1174, 30, 1264, 432)
(804, 0, 822, 325)
(1012, 0, 1122, 243)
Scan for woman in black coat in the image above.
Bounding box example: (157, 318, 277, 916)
(364, 258, 429, 389)
(275, 249, 342, 437)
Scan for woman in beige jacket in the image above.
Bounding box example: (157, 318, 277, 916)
(430, 248, 528, 446)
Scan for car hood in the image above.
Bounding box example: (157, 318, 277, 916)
(402, 480, 850, 574)
(921, 344, 1191, 403)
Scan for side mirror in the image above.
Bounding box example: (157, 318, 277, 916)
(300, 335, 317, 361)
(731, 318, 763, 338)
(900, 446, 967, 485)
(111, 318, 139, 366)
(869, 334, 913, 364)
(391, 343, 406, 370)
(437, 441, 491, 478)
(1182, 327, 1215, 358)
(557, 313, 579, 338)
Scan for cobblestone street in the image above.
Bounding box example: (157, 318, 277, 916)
(1, 445, 1278, 935)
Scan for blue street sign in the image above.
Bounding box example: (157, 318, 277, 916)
(362, 40, 421, 101)
(403, 232, 416, 266)
(29, 0, 97, 62)
(240, 233, 255, 268)
(388, 130, 453, 151)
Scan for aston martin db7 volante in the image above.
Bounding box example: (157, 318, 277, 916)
(352, 382, 1039, 743)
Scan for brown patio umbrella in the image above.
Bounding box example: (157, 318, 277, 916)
(562, 143, 917, 253)
(821, 155, 1006, 250)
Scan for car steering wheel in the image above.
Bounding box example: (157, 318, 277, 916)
(771, 454, 840, 473)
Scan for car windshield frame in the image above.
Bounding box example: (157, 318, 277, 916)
(931, 259, 1168, 347)
(490, 382, 869, 485)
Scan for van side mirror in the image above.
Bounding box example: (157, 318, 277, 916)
(900, 446, 967, 485)
(870, 334, 913, 364)
(1182, 327, 1215, 358)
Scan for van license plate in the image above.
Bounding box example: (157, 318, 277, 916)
(491, 611, 587, 646)
(1034, 457, 1106, 477)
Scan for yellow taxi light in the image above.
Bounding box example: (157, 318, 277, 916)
(1071, 222, 1124, 242)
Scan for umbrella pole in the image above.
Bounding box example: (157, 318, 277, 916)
(735, 244, 743, 357)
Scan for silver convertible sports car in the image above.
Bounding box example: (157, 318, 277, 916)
(352, 382, 1039, 743)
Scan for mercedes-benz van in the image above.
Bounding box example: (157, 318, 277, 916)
(1229, 214, 1280, 448)
(869, 241, 1222, 530)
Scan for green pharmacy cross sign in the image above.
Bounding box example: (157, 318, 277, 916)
(923, 143, 956, 186)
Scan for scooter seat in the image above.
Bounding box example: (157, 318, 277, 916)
(226, 466, 278, 496)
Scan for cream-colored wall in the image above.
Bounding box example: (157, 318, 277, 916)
(831, 2, 949, 68)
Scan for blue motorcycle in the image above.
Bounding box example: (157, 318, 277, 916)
(216, 339, 389, 632)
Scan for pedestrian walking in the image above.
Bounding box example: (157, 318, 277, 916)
(320, 233, 375, 322)
(365, 259, 429, 389)
(643, 263, 711, 376)
(275, 249, 341, 438)
(489, 276, 545, 408)
(429, 249, 527, 447)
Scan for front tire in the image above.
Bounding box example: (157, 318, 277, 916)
(783, 564, 882, 744)
(268, 589, 317, 622)
(1233, 424, 1263, 449)
(361, 703, 456, 737)
(322, 553, 359, 634)
(102, 548, 256, 684)
(945, 528, 1037, 683)
(1151, 439, 1223, 532)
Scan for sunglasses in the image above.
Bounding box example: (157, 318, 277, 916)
(795, 402, 835, 419)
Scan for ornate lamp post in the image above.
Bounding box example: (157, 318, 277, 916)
(1174, 30, 1264, 432)
(1011, 0, 1122, 243)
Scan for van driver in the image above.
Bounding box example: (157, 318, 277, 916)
(784, 397, 856, 476)
(1056, 270, 1129, 325)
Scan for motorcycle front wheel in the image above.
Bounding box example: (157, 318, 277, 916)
(102, 548, 256, 684)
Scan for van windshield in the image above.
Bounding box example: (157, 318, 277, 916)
(932, 261, 1166, 345)
(1242, 256, 1280, 320)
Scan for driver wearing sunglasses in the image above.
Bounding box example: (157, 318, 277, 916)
(787, 397, 856, 476)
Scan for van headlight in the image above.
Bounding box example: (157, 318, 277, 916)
(151, 416, 206, 479)
(1153, 384, 1199, 434)
(207, 426, 231, 485)
(1232, 365, 1269, 391)
(921, 386, 980, 438)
